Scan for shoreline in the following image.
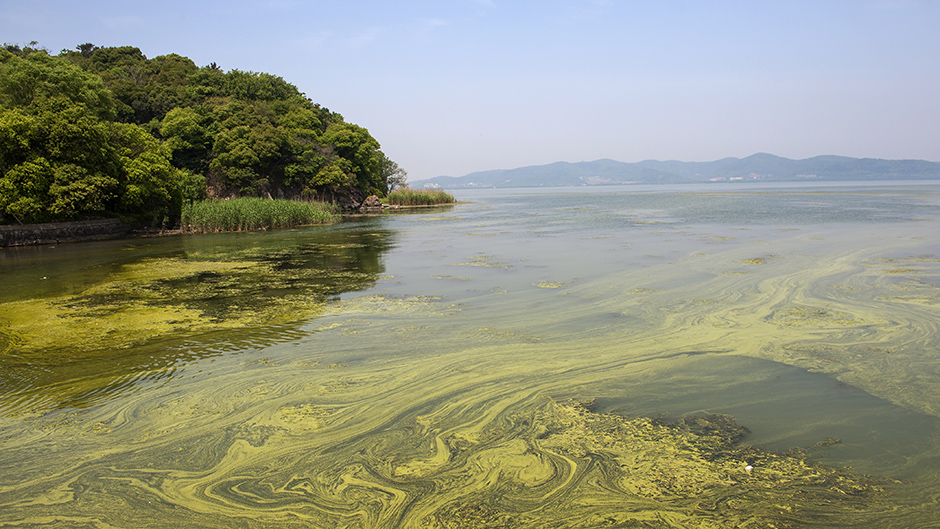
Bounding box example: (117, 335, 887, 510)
(0, 203, 459, 247)
(0, 219, 142, 247)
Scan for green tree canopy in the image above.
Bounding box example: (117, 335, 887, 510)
(0, 49, 114, 119)
(0, 43, 406, 225)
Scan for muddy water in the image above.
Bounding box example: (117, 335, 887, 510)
(2, 182, 940, 527)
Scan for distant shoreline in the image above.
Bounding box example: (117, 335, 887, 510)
(420, 178, 940, 191)
(417, 154, 940, 189)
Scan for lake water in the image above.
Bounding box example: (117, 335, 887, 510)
(2, 182, 940, 527)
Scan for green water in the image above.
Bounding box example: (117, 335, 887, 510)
(2, 182, 940, 527)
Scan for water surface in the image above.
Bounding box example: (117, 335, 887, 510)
(2, 182, 940, 527)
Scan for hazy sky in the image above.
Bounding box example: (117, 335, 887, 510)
(3, 0, 939, 180)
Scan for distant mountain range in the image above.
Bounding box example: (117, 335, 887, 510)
(417, 153, 940, 188)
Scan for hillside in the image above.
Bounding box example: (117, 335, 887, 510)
(419, 153, 940, 189)
(0, 43, 405, 225)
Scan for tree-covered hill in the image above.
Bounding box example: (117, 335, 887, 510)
(420, 153, 940, 189)
(0, 43, 406, 225)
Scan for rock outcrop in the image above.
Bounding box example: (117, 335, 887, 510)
(360, 195, 383, 212)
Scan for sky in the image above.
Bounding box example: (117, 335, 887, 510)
(3, 0, 939, 180)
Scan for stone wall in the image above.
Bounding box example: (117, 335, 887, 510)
(0, 219, 139, 247)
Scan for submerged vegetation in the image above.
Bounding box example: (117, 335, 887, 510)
(180, 197, 339, 232)
(387, 188, 455, 206)
(0, 42, 407, 226)
(0, 229, 391, 367)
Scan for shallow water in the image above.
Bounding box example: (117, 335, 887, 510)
(2, 182, 940, 527)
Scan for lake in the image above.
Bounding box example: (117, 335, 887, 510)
(2, 181, 940, 527)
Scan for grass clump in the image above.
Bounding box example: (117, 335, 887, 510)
(387, 188, 455, 206)
(181, 198, 339, 232)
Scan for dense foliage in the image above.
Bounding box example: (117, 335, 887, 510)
(0, 43, 406, 224)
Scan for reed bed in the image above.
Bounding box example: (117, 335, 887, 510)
(387, 188, 456, 206)
(181, 198, 340, 232)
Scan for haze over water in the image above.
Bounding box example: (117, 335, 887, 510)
(2, 181, 940, 527)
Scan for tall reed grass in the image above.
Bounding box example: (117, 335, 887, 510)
(386, 188, 455, 206)
(181, 198, 339, 232)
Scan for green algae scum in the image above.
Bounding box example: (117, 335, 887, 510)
(2, 182, 940, 527)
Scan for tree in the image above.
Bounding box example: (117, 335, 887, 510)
(204, 98, 289, 196)
(2, 42, 45, 57)
(48, 163, 119, 217)
(76, 43, 98, 59)
(111, 121, 196, 221)
(224, 69, 300, 102)
(159, 106, 211, 172)
(318, 123, 382, 194)
(140, 53, 199, 120)
(0, 156, 53, 222)
(0, 49, 115, 120)
(378, 152, 407, 194)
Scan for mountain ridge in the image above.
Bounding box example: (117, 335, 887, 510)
(417, 153, 940, 188)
